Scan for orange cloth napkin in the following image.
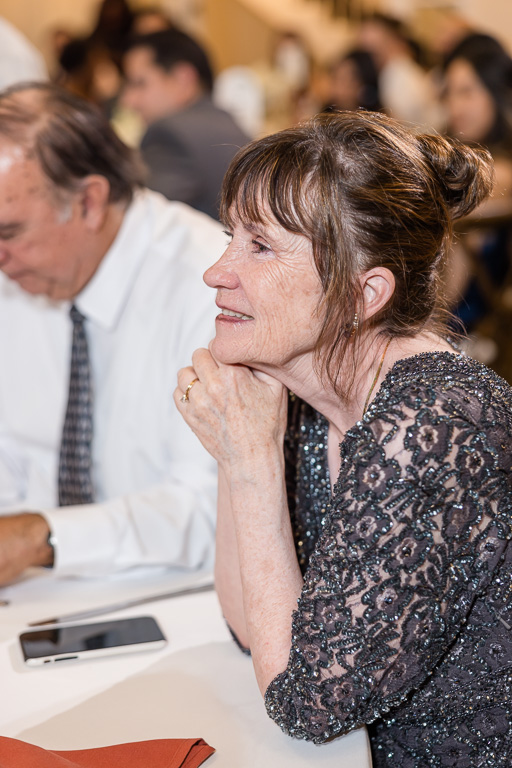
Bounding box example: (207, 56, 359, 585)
(0, 736, 215, 768)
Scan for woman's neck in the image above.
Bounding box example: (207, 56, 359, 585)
(254, 331, 456, 443)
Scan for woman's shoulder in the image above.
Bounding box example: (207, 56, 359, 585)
(333, 351, 512, 515)
(372, 350, 512, 427)
(344, 351, 512, 468)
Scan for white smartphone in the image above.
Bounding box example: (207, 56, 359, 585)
(19, 615, 167, 667)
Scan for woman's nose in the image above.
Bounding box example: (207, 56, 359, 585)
(203, 249, 240, 290)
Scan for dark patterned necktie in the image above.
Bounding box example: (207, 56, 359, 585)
(58, 304, 94, 506)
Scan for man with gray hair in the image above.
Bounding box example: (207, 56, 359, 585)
(0, 83, 224, 584)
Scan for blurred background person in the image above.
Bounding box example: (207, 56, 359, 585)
(122, 28, 250, 220)
(358, 13, 441, 130)
(52, 0, 136, 120)
(57, 36, 122, 115)
(443, 33, 512, 179)
(323, 48, 381, 113)
(273, 31, 314, 126)
(442, 32, 512, 373)
(89, 0, 134, 66)
(272, 31, 311, 98)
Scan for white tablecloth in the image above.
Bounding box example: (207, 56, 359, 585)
(0, 569, 372, 767)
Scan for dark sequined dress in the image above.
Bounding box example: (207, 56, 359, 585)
(265, 352, 512, 767)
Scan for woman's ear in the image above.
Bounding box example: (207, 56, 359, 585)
(77, 175, 112, 231)
(360, 267, 395, 320)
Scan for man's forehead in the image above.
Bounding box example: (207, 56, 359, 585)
(0, 141, 48, 201)
(0, 142, 26, 172)
(0, 139, 39, 174)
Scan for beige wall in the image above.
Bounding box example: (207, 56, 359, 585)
(1, 0, 97, 61)
(203, 0, 275, 72)
(464, 0, 512, 51)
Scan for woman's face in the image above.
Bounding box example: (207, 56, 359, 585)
(330, 59, 363, 111)
(204, 209, 324, 372)
(444, 57, 497, 143)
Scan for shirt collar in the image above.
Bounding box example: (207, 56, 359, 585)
(73, 190, 150, 331)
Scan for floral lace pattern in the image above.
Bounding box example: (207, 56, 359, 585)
(267, 353, 512, 767)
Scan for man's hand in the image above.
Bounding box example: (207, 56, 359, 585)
(0, 513, 53, 585)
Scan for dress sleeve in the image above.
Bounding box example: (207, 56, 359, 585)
(264, 388, 511, 742)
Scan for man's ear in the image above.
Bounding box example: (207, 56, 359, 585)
(360, 267, 395, 320)
(77, 175, 111, 231)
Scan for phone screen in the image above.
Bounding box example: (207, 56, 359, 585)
(19, 616, 166, 661)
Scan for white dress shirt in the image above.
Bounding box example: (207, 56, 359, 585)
(0, 189, 226, 577)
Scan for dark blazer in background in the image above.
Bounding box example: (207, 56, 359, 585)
(140, 96, 250, 220)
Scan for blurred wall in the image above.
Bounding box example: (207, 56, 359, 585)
(204, 0, 274, 72)
(0, 0, 511, 73)
(383, 0, 512, 53)
(1, 0, 97, 62)
(464, 0, 512, 50)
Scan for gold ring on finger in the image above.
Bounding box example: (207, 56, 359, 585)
(180, 377, 199, 403)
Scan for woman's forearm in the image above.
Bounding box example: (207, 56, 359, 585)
(175, 352, 299, 688)
(228, 446, 304, 694)
(214, 466, 250, 648)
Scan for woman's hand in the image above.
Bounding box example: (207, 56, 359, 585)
(173, 347, 288, 473)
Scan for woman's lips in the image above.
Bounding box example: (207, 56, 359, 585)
(218, 307, 254, 320)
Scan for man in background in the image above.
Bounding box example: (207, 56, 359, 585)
(0, 83, 224, 584)
(122, 28, 249, 220)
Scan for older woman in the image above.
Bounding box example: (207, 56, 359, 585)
(175, 111, 512, 767)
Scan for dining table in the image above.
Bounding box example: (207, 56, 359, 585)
(0, 566, 372, 767)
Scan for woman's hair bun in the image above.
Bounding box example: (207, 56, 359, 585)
(416, 133, 495, 220)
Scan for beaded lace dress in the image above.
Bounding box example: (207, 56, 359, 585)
(265, 352, 512, 767)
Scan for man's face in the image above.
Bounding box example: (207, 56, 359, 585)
(0, 141, 90, 300)
(122, 47, 189, 124)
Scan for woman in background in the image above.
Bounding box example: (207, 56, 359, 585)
(323, 49, 381, 113)
(444, 33, 512, 164)
(443, 33, 512, 336)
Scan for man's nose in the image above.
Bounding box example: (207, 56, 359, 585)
(0, 249, 10, 269)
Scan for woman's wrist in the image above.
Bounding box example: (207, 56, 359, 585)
(224, 443, 285, 487)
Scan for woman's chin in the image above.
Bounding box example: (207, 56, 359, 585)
(210, 338, 246, 366)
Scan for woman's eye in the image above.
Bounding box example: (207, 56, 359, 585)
(251, 239, 271, 254)
(222, 230, 233, 245)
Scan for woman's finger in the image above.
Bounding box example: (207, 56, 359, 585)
(176, 365, 197, 393)
(192, 347, 220, 377)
